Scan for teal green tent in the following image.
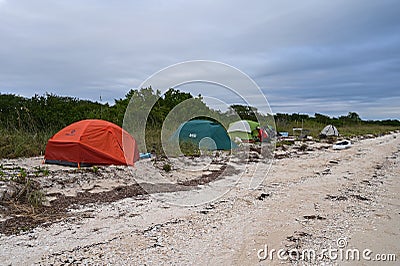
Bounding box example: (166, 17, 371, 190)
(171, 120, 236, 150)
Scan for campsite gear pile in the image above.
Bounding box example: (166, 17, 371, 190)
(45, 119, 139, 167)
(227, 120, 268, 143)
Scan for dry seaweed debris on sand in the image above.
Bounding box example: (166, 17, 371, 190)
(0, 163, 152, 235)
(0, 157, 241, 235)
(0, 182, 148, 235)
(177, 164, 240, 186)
(0, 159, 153, 234)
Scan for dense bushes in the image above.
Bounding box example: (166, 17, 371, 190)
(0, 89, 399, 158)
(274, 112, 400, 137)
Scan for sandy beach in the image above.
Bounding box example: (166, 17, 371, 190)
(1, 133, 399, 265)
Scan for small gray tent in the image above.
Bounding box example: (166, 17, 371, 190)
(320, 125, 339, 137)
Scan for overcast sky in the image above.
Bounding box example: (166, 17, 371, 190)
(0, 0, 399, 120)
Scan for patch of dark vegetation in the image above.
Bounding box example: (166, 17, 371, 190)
(248, 152, 261, 162)
(139, 183, 193, 194)
(1, 163, 241, 235)
(297, 144, 308, 152)
(1, 215, 52, 235)
(250, 146, 261, 154)
(351, 194, 370, 201)
(179, 141, 201, 157)
(178, 165, 228, 186)
(11, 175, 46, 208)
(296, 231, 312, 237)
(361, 180, 373, 186)
(0, 183, 148, 235)
(54, 184, 148, 208)
(283, 231, 313, 262)
(143, 219, 183, 234)
(283, 232, 311, 260)
(303, 215, 326, 220)
(162, 163, 172, 172)
(177, 164, 240, 186)
(325, 194, 348, 201)
(257, 192, 270, 200)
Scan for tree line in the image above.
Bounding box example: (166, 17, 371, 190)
(0, 88, 271, 134)
(274, 112, 400, 128)
(1, 89, 399, 134)
(0, 88, 399, 158)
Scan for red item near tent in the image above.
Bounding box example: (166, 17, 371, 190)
(260, 128, 268, 141)
(45, 119, 139, 166)
(257, 128, 269, 142)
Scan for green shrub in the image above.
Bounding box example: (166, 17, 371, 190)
(0, 129, 53, 158)
(162, 163, 172, 172)
(27, 190, 46, 208)
(34, 166, 50, 177)
(179, 141, 201, 157)
(92, 165, 99, 173)
(11, 168, 47, 208)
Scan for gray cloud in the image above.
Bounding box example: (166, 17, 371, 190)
(0, 0, 399, 119)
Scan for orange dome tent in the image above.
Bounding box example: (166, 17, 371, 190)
(45, 119, 139, 167)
